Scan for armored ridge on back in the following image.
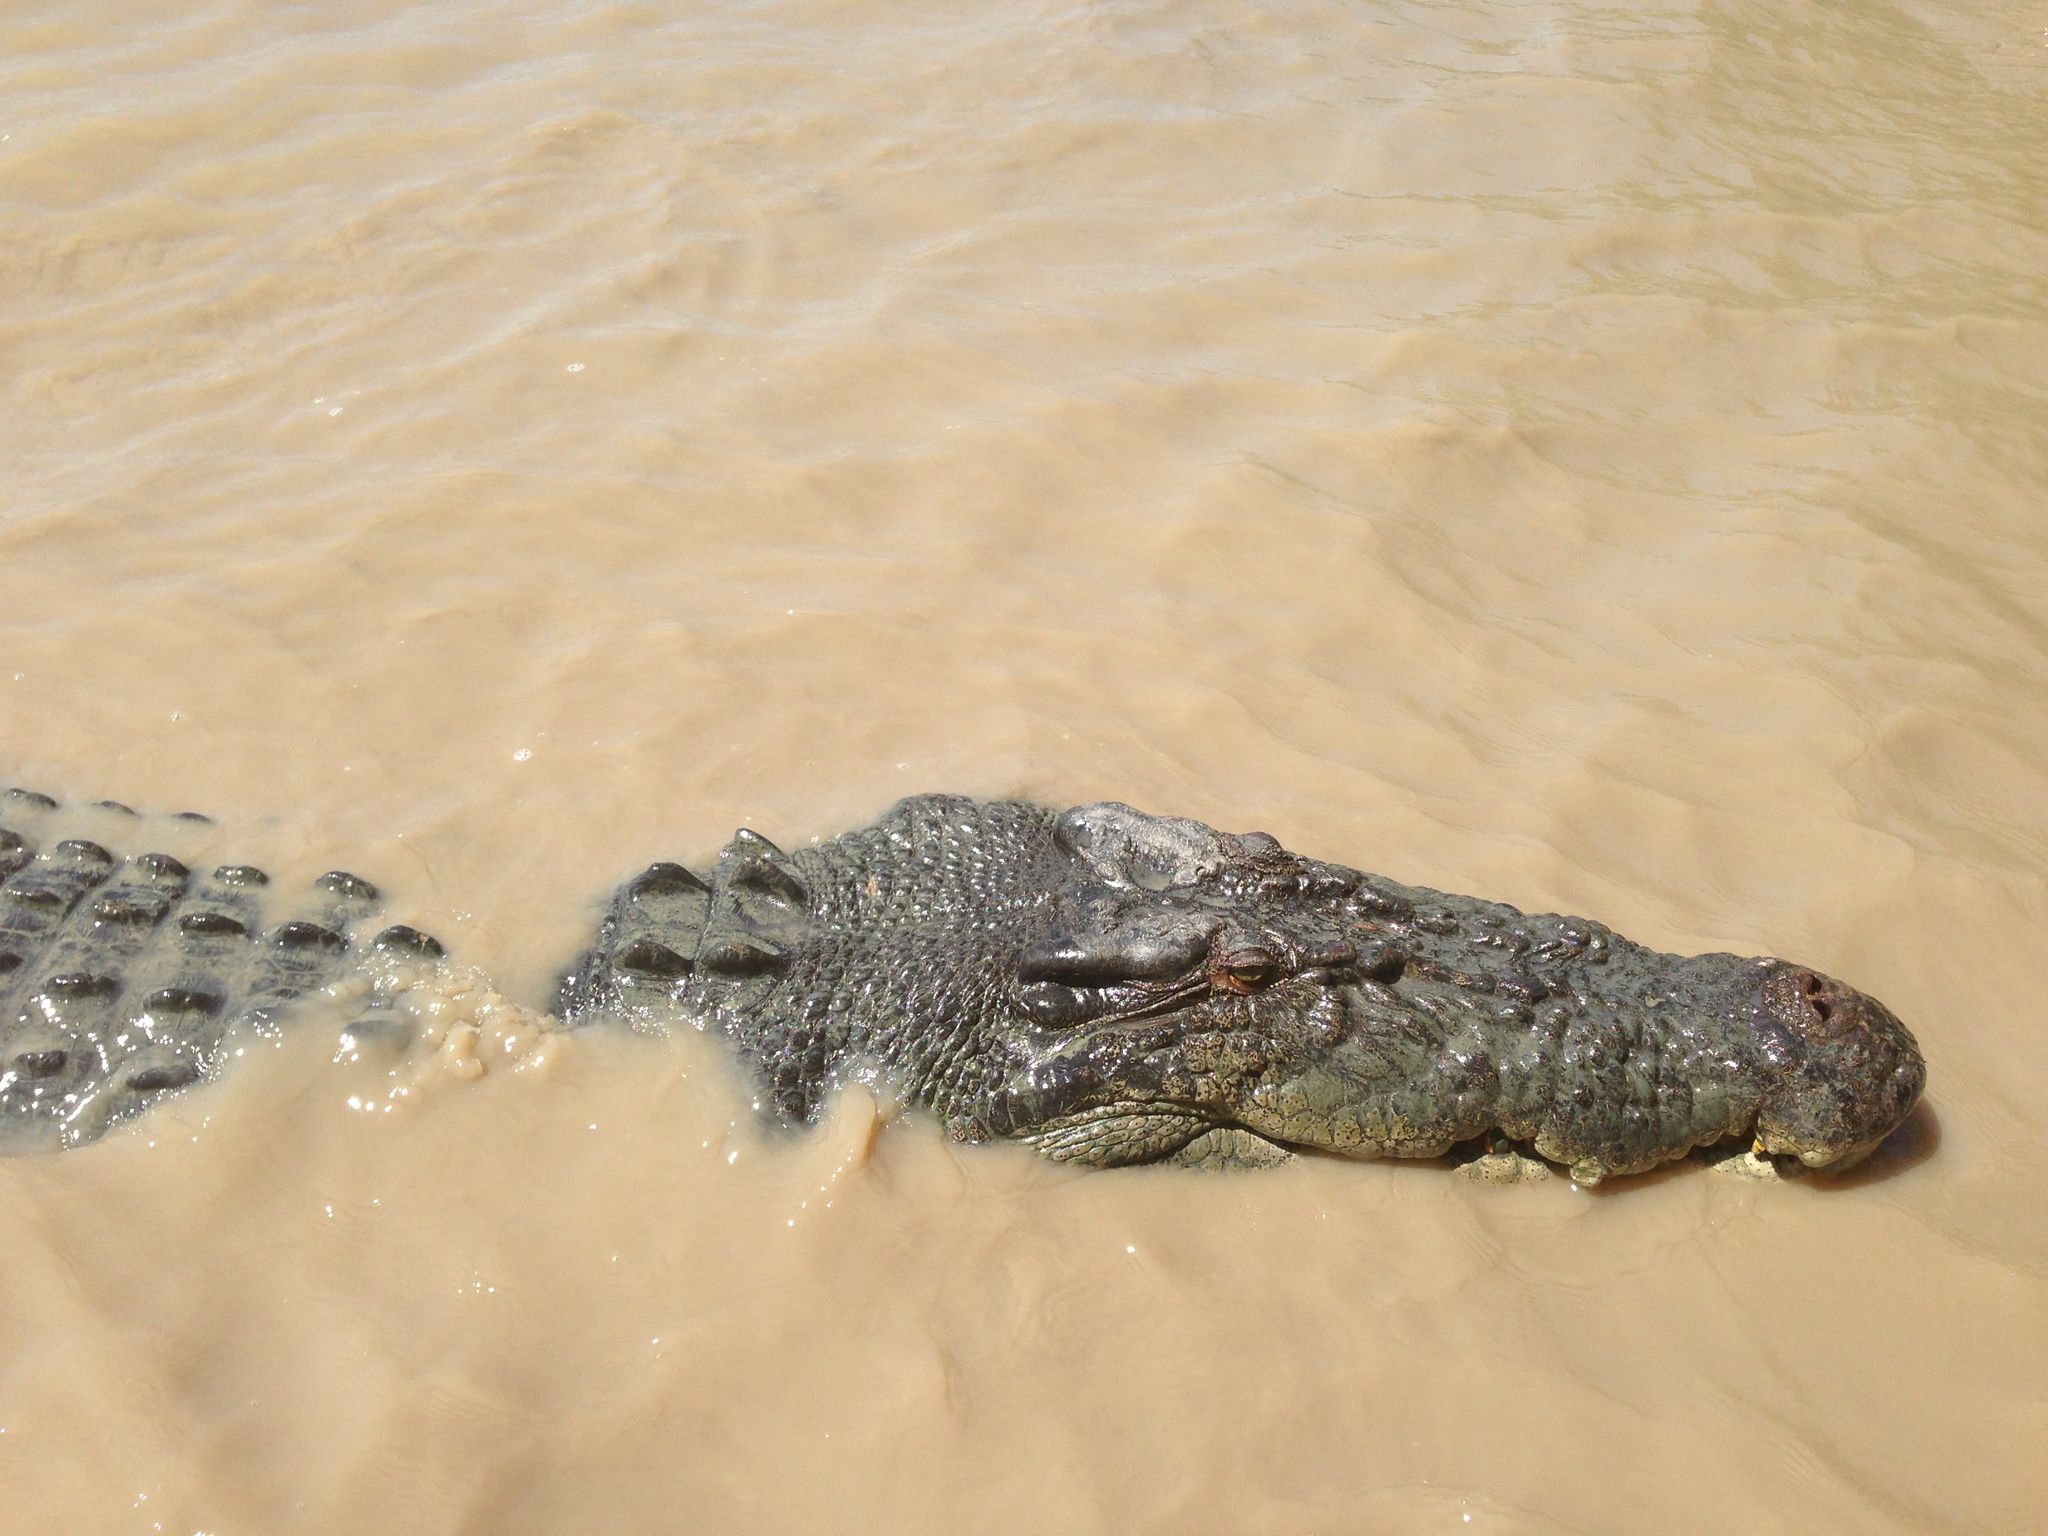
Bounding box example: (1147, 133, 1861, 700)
(2, 786, 1926, 1181)
(0, 787, 446, 1153)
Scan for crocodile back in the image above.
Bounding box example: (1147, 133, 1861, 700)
(0, 788, 442, 1152)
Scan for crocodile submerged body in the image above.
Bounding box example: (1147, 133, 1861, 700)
(1, 787, 1926, 1180)
(0, 788, 444, 1154)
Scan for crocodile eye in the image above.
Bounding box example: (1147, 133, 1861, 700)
(1214, 954, 1281, 993)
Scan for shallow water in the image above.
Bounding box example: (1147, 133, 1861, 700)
(3, 0, 2046, 1530)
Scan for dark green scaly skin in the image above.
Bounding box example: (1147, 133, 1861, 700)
(5, 788, 1927, 1180)
(0, 787, 442, 1153)
(560, 795, 1926, 1181)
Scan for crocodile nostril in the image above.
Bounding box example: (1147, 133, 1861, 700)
(1803, 972, 1834, 1024)
(1763, 965, 1859, 1042)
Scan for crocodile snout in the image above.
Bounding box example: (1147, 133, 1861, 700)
(1752, 961, 1925, 1170)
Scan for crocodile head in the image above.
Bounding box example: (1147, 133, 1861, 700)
(981, 803, 1924, 1177)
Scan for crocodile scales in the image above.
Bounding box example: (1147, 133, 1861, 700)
(0, 785, 1926, 1180)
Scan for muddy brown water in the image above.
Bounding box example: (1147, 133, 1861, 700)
(3, 1, 2046, 1531)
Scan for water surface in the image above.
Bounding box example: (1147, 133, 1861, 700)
(3, 1, 2045, 1530)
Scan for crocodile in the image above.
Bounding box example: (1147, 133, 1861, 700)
(0, 785, 1925, 1181)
